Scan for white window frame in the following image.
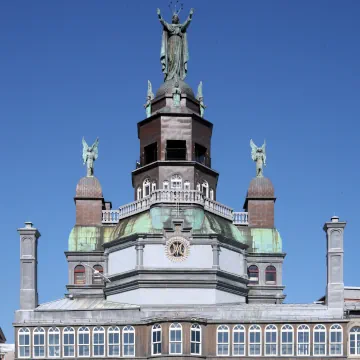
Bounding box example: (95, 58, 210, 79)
(216, 325, 229, 356)
(63, 327, 75, 358)
(190, 324, 201, 355)
(136, 187, 141, 200)
(196, 183, 201, 192)
(249, 324, 261, 356)
(33, 327, 45, 358)
(329, 324, 343, 356)
(163, 180, 169, 190)
(171, 174, 182, 189)
(184, 181, 190, 191)
(152, 181, 157, 192)
(209, 188, 214, 200)
(93, 326, 105, 357)
(151, 324, 162, 356)
(201, 180, 209, 198)
(107, 326, 120, 357)
(265, 324, 277, 356)
(169, 323, 182, 355)
(349, 326, 360, 356)
(18, 328, 31, 359)
(297, 324, 310, 356)
(232, 325, 245, 356)
(77, 327, 90, 358)
(143, 178, 151, 197)
(280, 324, 294, 356)
(123, 326, 135, 357)
(313, 324, 326, 356)
(48, 327, 60, 358)
(248, 265, 259, 284)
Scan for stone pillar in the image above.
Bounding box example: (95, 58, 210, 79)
(212, 243, 220, 269)
(323, 216, 346, 310)
(136, 243, 144, 269)
(18, 222, 41, 310)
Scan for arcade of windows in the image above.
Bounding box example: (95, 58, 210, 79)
(248, 264, 277, 285)
(136, 175, 215, 200)
(17, 323, 351, 358)
(73, 264, 103, 285)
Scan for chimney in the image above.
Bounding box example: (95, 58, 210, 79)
(18, 222, 41, 310)
(323, 216, 346, 311)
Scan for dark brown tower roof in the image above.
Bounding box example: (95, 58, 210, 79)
(75, 176, 103, 198)
(247, 177, 275, 198)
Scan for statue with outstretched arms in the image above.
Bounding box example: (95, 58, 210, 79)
(157, 6, 194, 82)
(250, 139, 266, 177)
(82, 137, 99, 177)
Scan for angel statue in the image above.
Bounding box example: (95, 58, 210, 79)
(144, 80, 154, 118)
(250, 139, 266, 177)
(157, 4, 194, 82)
(196, 81, 207, 117)
(82, 137, 99, 177)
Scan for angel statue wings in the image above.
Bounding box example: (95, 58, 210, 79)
(250, 139, 266, 177)
(82, 137, 99, 177)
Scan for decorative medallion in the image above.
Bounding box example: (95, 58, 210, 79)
(165, 236, 190, 262)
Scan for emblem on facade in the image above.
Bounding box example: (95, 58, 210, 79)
(165, 236, 190, 262)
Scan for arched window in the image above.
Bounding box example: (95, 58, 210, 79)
(280, 324, 294, 356)
(184, 181, 190, 191)
(201, 180, 209, 197)
(169, 323, 182, 354)
(33, 327, 45, 358)
(249, 324, 261, 356)
(265, 324, 277, 356)
(209, 188, 214, 200)
(48, 327, 60, 358)
(152, 181, 157, 192)
(349, 326, 360, 355)
(143, 178, 151, 197)
(163, 180, 169, 190)
(137, 187, 142, 200)
(74, 265, 85, 285)
(171, 174, 182, 189)
(123, 326, 135, 356)
(108, 326, 120, 357)
(63, 327, 75, 358)
(265, 265, 276, 284)
(196, 183, 201, 192)
(248, 265, 259, 285)
(78, 327, 90, 357)
(216, 325, 229, 356)
(92, 264, 103, 285)
(313, 324, 326, 355)
(297, 324, 310, 356)
(18, 328, 30, 358)
(152, 324, 162, 355)
(190, 324, 201, 355)
(233, 325, 245, 356)
(93, 326, 105, 356)
(330, 324, 342, 355)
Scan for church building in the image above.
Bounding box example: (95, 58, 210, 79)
(14, 6, 360, 360)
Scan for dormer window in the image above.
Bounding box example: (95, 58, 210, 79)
(171, 175, 182, 189)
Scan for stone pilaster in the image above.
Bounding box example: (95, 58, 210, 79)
(323, 216, 346, 310)
(18, 222, 41, 310)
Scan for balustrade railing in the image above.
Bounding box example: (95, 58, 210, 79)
(102, 189, 248, 225)
(233, 211, 249, 225)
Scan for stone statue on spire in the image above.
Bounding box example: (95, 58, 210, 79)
(82, 137, 99, 177)
(144, 80, 154, 118)
(157, 4, 194, 82)
(250, 139, 266, 177)
(196, 81, 206, 117)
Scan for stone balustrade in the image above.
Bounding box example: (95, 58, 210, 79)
(102, 190, 249, 225)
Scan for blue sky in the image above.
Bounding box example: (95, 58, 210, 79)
(1, 0, 359, 342)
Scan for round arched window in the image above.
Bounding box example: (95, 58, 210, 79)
(265, 265, 276, 284)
